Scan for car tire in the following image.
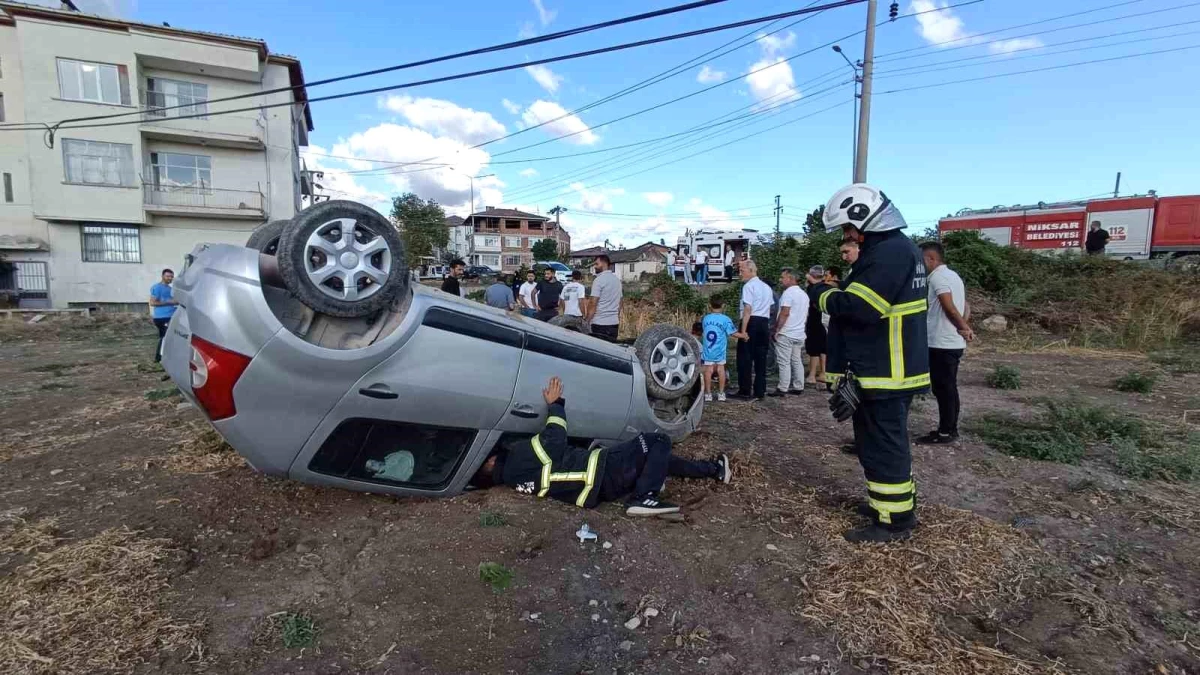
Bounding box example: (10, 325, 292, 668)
(634, 323, 701, 401)
(550, 314, 590, 334)
(276, 200, 409, 318)
(246, 219, 290, 256)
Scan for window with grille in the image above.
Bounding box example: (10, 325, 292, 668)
(504, 236, 523, 248)
(145, 78, 208, 118)
(62, 139, 134, 186)
(479, 254, 501, 267)
(150, 152, 211, 190)
(477, 236, 500, 248)
(503, 254, 524, 267)
(81, 224, 141, 263)
(57, 59, 130, 105)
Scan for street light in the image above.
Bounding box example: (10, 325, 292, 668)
(468, 172, 495, 217)
(832, 45, 863, 182)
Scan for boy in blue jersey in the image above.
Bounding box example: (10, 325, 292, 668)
(700, 296, 746, 402)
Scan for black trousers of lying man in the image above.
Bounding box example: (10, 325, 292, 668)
(471, 377, 732, 515)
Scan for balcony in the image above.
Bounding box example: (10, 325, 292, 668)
(143, 183, 264, 220)
(139, 90, 264, 150)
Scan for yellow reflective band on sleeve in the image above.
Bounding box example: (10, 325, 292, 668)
(890, 316, 904, 381)
(530, 435, 552, 498)
(825, 372, 844, 384)
(846, 282, 890, 316)
(888, 299, 927, 317)
(546, 416, 567, 429)
(867, 480, 915, 495)
(818, 288, 838, 314)
(575, 449, 602, 507)
(857, 373, 931, 390)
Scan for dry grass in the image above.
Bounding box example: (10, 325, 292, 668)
(131, 424, 244, 474)
(0, 516, 203, 674)
(619, 302, 697, 340)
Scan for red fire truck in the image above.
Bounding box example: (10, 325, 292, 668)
(937, 193, 1200, 259)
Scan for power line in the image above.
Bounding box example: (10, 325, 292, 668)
(0, 0, 734, 130)
(2, 0, 870, 136)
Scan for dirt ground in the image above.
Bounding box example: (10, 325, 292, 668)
(1, 317, 1197, 675)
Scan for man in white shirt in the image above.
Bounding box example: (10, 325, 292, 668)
(917, 242, 974, 445)
(666, 250, 678, 281)
(559, 270, 588, 317)
(518, 270, 538, 318)
(733, 259, 773, 400)
(694, 247, 709, 286)
(586, 254, 622, 342)
(768, 268, 809, 397)
(680, 250, 693, 285)
(723, 248, 736, 281)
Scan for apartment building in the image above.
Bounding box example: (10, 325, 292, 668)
(464, 207, 571, 273)
(0, 1, 313, 310)
(442, 214, 473, 261)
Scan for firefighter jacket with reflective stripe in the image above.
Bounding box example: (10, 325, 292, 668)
(810, 230, 930, 399)
(493, 399, 606, 508)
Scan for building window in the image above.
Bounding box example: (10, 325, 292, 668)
(504, 219, 521, 229)
(3, 173, 12, 203)
(504, 236, 523, 248)
(57, 58, 130, 106)
(144, 78, 208, 118)
(62, 139, 135, 186)
(81, 224, 140, 263)
(628, 263, 636, 273)
(477, 235, 500, 248)
(150, 152, 211, 190)
(503, 254, 524, 267)
(479, 254, 501, 268)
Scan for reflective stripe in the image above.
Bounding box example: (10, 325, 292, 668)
(889, 299, 926, 316)
(575, 449, 602, 507)
(867, 480, 914, 495)
(890, 316, 904, 381)
(846, 282, 890, 316)
(546, 416, 567, 429)
(857, 373, 930, 390)
(818, 288, 838, 313)
(869, 497, 915, 525)
(530, 435, 552, 497)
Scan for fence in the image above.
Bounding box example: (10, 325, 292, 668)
(143, 183, 263, 211)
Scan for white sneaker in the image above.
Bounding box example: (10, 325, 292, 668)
(717, 392, 727, 402)
(704, 393, 713, 402)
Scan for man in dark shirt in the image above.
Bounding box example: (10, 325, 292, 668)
(1085, 221, 1110, 256)
(440, 259, 466, 296)
(534, 267, 564, 321)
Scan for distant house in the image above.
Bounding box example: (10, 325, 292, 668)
(463, 206, 572, 273)
(607, 242, 672, 282)
(567, 246, 608, 267)
(442, 215, 473, 261)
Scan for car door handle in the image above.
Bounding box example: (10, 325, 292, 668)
(359, 384, 398, 400)
(510, 404, 539, 419)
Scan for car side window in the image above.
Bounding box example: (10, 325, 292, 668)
(309, 418, 477, 489)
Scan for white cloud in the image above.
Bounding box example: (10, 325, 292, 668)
(910, 0, 970, 46)
(989, 37, 1044, 54)
(532, 0, 557, 26)
(300, 146, 391, 215)
(563, 197, 751, 249)
(501, 99, 522, 115)
(519, 168, 539, 177)
(518, 21, 537, 39)
(757, 31, 797, 56)
(525, 64, 564, 94)
(330, 124, 505, 215)
(570, 183, 625, 212)
(643, 192, 674, 207)
(379, 96, 505, 145)
(746, 58, 799, 107)
(521, 100, 599, 145)
(696, 65, 727, 84)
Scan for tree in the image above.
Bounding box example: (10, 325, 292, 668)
(531, 238, 561, 262)
(390, 193, 449, 268)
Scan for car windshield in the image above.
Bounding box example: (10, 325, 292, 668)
(544, 262, 570, 271)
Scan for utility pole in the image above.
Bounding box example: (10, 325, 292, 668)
(773, 195, 782, 239)
(1113, 171, 1122, 198)
(549, 205, 568, 257)
(854, 0, 878, 183)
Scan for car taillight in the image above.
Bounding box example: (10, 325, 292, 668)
(189, 335, 252, 421)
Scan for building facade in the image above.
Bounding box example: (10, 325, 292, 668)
(463, 207, 571, 273)
(0, 1, 312, 310)
(606, 242, 671, 282)
(442, 214, 473, 261)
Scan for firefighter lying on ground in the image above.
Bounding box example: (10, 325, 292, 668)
(469, 377, 732, 515)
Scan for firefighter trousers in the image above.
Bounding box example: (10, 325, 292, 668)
(852, 396, 917, 530)
(597, 433, 720, 502)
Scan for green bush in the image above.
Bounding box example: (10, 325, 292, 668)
(646, 272, 707, 314)
(985, 364, 1022, 390)
(466, 289, 485, 303)
(478, 562, 513, 592)
(280, 613, 317, 649)
(1113, 370, 1156, 393)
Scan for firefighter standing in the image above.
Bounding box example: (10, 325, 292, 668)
(810, 184, 929, 543)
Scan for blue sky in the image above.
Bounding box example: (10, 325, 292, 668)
(63, 0, 1200, 247)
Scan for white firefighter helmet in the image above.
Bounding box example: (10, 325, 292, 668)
(822, 183, 908, 234)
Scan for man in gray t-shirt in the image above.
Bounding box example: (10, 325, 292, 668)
(484, 276, 516, 310)
(586, 254, 622, 342)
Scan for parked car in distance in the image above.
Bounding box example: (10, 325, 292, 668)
(163, 200, 704, 500)
(534, 260, 572, 283)
(464, 265, 498, 279)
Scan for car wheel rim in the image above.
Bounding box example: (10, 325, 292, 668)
(303, 217, 392, 302)
(649, 336, 696, 391)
